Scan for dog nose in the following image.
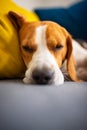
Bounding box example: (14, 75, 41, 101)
(32, 69, 54, 84)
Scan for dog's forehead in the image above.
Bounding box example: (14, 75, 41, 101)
(35, 24, 47, 47)
(21, 21, 65, 35)
(35, 22, 67, 44)
(20, 21, 67, 47)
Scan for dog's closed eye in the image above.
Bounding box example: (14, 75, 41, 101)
(22, 45, 34, 53)
(53, 45, 63, 51)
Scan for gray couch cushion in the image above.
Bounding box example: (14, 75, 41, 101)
(0, 80, 87, 130)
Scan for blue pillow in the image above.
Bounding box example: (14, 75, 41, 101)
(34, 1, 87, 41)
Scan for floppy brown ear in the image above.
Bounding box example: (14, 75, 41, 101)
(66, 35, 79, 81)
(8, 11, 28, 30)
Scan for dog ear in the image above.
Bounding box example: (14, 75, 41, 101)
(8, 11, 28, 30)
(66, 35, 79, 81)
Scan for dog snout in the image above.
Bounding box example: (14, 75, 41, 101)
(32, 68, 54, 84)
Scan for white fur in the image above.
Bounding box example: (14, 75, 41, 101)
(23, 25, 64, 85)
(72, 39, 87, 80)
(72, 39, 87, 64)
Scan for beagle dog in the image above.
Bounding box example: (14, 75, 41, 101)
(8, 11, 87, 85)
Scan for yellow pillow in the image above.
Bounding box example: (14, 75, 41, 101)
(0, 0, 39, 78)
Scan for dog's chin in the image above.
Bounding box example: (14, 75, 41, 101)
(23, 76, 64, 85)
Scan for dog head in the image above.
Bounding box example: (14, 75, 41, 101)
(8, 11, 78, 85)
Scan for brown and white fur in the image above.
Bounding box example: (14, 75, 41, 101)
(8, 11, 87, 85)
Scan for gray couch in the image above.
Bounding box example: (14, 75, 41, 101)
(0, 80, 87, 130)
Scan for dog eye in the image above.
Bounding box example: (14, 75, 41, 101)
(22, 45, 34, 53)
(53, 45, 63, 51)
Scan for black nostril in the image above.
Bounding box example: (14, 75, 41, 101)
(32, 69, 54, 84)
(33, 74, 39, 81)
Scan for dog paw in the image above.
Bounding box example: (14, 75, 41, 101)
(23, 77, 30, 84)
